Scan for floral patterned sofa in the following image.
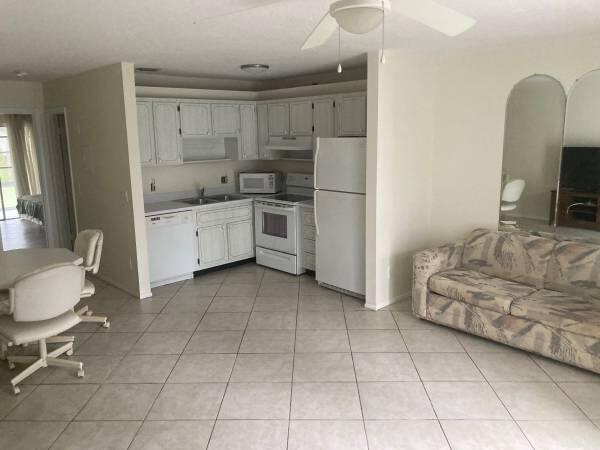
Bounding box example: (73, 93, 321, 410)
(413, 228, 600, 374)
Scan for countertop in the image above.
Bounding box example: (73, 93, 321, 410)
(145, 197, 254, 216)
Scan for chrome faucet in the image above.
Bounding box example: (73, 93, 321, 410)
(199, 187, 205, 199)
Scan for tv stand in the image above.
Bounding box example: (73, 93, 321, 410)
(556, 190, 600, 231)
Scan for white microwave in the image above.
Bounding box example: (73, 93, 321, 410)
(239, 172, 282, 194)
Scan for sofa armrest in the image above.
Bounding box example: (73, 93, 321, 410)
(412, 241, 464, 318)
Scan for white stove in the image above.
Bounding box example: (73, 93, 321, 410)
(254, 173, 313, 275)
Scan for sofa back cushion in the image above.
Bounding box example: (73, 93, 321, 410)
(545, 240, 600, 300)
(462, 229, 556, 288)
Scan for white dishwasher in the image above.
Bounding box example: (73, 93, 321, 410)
(146, 210, 195, 288)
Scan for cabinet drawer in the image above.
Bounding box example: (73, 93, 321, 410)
(303, 225, 316, 241)
(256, 247, 297, 273)
(303, 211, 315, 226)
(197, 205, 252, 224)
(303, 252, 315, 270)
(303, 238, 315, 254)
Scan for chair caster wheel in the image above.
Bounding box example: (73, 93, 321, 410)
(85, 311, 93, 316)
(66, 349, 73, 356)
(103, 322, 110, 329)
(8, 362, 15, 370)
(77, 369, 85, 378)
(13, 386, 20, 395)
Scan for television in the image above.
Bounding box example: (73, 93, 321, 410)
(560, 147, 600, 193)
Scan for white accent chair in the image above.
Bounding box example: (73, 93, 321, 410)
(73, 229, 109, 328)
(500, 179, 526, 226)
(0, 263, 85, 394)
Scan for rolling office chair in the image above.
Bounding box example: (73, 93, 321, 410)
(500, 179, 526, 226)
(73, 229, 110, 328)
(0, 263, 85, 394)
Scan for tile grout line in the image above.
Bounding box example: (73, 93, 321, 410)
(286, 279, 300, 450)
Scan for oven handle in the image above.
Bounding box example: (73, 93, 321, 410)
(255, 203, 296, 213)
(314, 190, 319, 236)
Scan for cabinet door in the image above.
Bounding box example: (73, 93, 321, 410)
(137, 101, 156, 166)
(198, 224, 228, 267)
(267, 103, 290, 136)
(257, 104, 271, 160)
(153, 101, 181, 165)
(180, 103, 212, 136)
(337, 94, 367, 137)
(212, 104, 240, 135)
(313, 98, 335, 138)
(289, 100, 313, 136)
(239, 104, 258, 160)
(227, 220, 254, 260)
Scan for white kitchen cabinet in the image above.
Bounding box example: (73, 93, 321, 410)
(137, 101, 156, 166)
(212, 104, 240, 136)
(198, 224, 228, 266)
(153, 101, 182, 165)
(180, 103, 212, 136)
(257, 103, 271, 160)
(239, 104, 258, 160)
(313, 98, 336, 138)
(337, 94, 367, 137)
(267, 103, 290, 136)
(289, 101, 313, 136)
(227, 220, 254, 259)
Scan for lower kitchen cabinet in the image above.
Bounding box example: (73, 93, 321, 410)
(196, 202, 255, 270)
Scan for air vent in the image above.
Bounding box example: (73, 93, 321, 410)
(135, 67, 161, 73)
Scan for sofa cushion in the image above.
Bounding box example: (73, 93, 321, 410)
(511, 289, 600, 339)
(545, 240, 600, 300)
(462, 229, 556, 288)
(429, 269, 536, 314)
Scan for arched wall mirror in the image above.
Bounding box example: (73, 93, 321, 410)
(500, 75, 566, 230)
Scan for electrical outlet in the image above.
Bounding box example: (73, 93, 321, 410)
(221, 176, 228, 184)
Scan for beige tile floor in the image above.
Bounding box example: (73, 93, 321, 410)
(1, 262, 600, 449)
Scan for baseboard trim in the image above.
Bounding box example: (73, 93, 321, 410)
(367, 291, 411, 311)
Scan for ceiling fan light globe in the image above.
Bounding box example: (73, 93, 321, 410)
(333, 8, 383, 34)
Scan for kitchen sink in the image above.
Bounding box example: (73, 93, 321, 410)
(179, 198, 219, 205)
(204, 194, 247, 202)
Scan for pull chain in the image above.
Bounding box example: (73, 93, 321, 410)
(337, 26, 343, 73)
(380, 1, 386, 64)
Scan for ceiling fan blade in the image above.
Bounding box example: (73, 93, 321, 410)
(301, 12, 338, 50)
(397, 0, 476, 36)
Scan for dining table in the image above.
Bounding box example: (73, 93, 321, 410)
(0, 248, 83, 290)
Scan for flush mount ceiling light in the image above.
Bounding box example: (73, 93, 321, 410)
(14, 70, 28, 78)
(240, 64, 270, 74)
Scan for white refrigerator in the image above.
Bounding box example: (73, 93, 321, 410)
(314, 137, 366, 296)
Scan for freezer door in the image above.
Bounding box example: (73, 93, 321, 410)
(314, 137, 366, 194)
(315, 189, 365, 295)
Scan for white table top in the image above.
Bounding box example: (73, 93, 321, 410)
(0, 248, 83, 290)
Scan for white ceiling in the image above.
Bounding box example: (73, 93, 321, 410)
(2, 0, 600, 82)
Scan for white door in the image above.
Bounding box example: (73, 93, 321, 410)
(153, 101, 181, 165)
(212, 104, 240, 135)
(137, 101, 156, 166)
(315, 137, 367, 193)
(227, 220, 254, 259)
(198, 224, 228, 266)
(239, 104, 258, 160)
(313, 98, 335, 138)
(315, 190, 365, 295)
(289, 101, 313, 136)
(180, 103, 212, 136)
(268, 103, 290, 136)
(257, 104, 271, 160)
(338, 94, 367, 137)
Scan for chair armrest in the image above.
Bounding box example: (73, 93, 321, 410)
(412, 241, 464, 318)
(0, 288, 15, 315)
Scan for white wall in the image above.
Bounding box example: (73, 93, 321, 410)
(502, 76, 565, 221)
(44, 63, 151, 298)
(0, 80, 44, 110)
(368, 33, 600, 307)
(365, 51, 436, 310)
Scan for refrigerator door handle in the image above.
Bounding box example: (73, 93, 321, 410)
(313, 138, 319, 189)
(314, 190, 319, 236)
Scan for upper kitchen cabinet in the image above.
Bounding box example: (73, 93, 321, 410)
(153, 101, 182, 165)
(180, 103, 212, 136)
(313, 98, 336, 138)
(267, 103, 290, 136)
(239, 104, 259, 160)
(212, 104, 240, 136)
(337, 94, 367, 137)
(289, 101, 313, 136)
(257, 104, 271, 160)
(136, 101, 156, 166)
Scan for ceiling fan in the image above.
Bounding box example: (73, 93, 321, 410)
(302, 0, 476, 50)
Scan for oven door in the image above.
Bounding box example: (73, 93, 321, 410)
(254, 202, 297, 254)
